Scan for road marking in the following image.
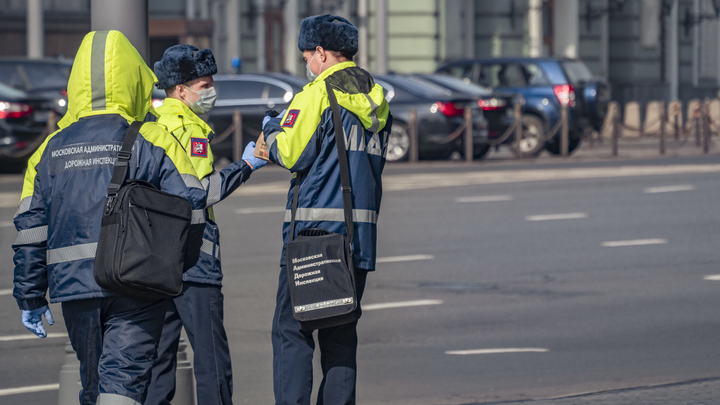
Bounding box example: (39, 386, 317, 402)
(526, 213, 588, 221)
(364, 299, 443, 311)
(231, 164, 720, 196)
(601, 238, 668, 247)
(376, 254, 434, 263)
(0, 332, 67, 342)
(0, 289, 12, 296)
(644, 185, 695, 193)
(235, 206, 286, 214)
(456, 195, 513, 203)
(0, 383, 59, 397)
(446, 348, 549, 355)
(703, 275, 720, 281)
(0, 221, 13, 227)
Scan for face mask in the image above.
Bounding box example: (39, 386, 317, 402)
(306, 51, 323, 82)
(183, 86, 217, 115)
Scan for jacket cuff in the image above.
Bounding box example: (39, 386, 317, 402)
(17, 296, 48, 311)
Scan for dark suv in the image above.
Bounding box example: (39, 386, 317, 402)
(436, 58, 610, 156)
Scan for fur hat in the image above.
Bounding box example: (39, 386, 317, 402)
(297, 14, 358, 56)
(154, 45, 218, 89)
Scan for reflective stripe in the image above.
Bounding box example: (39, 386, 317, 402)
(284, 208, 378, 224)
(14, 196, 32, 218)
(200, 238, 220, 260)
(265, 131, 287, 168)
(364, 93, 380, 133)
(295, 297, 354, 313)
(206, 172, 222, 206)
(181, 173, 204, 190)
(192, 210, 206, 225)
(47, 243, 97, 265)
(91, 31, 109, 111)
(96, 393, 141, 405)
(14, 226, 47, 245)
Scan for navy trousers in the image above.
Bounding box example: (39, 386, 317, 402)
(272, 266, 368, 405)
(145, 282, 233, 405)
(62, 296, 168, 405)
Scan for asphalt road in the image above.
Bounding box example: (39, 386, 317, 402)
(1, 155, 720, 404)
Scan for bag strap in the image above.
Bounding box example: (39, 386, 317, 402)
(288, 82, 355, 245)
(104, 121, 143, 213)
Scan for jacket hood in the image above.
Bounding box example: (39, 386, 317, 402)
(59, 30, 157, 129)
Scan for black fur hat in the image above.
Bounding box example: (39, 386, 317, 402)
(154, 45, 218, 90)
(297, 14, 358, 55)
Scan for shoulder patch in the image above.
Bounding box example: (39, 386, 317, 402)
(191, 138, 208, 157)
(282, 110, 300, 128)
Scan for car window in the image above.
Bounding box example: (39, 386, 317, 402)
(0, 64, 26, 90)
(23, 63, 71, 90)
(504, 64, 527, 87)
(562, 61, 594, 84)
(478, 64, 502, 88)
(420, 75, 491, 97)
(437, 64, 475, 82)
(0, 82, 28, 99)
(266, 84, 287, 98)
(215, 80, 266, 100)
(523, 63, 551, 86)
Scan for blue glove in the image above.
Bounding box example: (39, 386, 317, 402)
(263, 109, 287, 129)
(242, 141, 267, 170)
(21, 306, 54, 338)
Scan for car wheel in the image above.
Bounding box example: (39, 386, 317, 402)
(545, 133, 582, 155)
(510, 115, 545, 158)
(386, 123, 410, 162)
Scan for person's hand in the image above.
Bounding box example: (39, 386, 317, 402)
(21, 306, 54, 338)
(263, 109, 287, 128)
(242, 141, 267, 170)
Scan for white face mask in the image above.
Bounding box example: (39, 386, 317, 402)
(183, 85, 217, 115)
(306, 51, 323, 82)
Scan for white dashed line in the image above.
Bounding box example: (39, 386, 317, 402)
(456, 195, 513, 203)
(703, 275, 720, 281)
(363, 299, 443, 311)
(644, 185, 695, 193)
(235, 206, 286, 214)
(525, 213, 588, 221)
(376, 254, 435, 263)
(0, 332, 67, 342)
(446, 348, 549, 355)
(0, 289, 12, 296)
(0, 383, 59, 397)
(601, 238, 668, 247)
(0, 221, 13, 227)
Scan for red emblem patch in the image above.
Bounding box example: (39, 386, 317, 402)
(191, 138, 208, 157)
(282, 110, 300, 128)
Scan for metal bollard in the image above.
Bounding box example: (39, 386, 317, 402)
(173, 337, 197, 405)
(514, 103, 522, 159)
(560, 104, 569, 157)
(409, 108, 419, 162)
(612, 111, 619, 157)
(695, 105, 701, 147)
(702, 101, 710, 154)
(58, 342, 82, 405)
(464, 106, 473, 163)
(659, 102, 666, 155)
(232, 109, 243, 162)
(673, 105, 679, 141)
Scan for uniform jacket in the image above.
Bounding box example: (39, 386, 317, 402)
(154, 97, 253, 285)
(12, 31, 207, 310)
(262, 61, 392, 271)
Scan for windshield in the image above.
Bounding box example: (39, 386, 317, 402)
(562, 61, 593, 84)
(381, 75, 453, 99)
(420, 74, 491, 96)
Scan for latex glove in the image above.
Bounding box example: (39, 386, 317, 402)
(242, 141, 267, 170)
(21, 305, 54, 338)
(263, 109, 287, 128)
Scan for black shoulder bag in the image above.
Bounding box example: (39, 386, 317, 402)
(284, 82, 359, 331)
(94, 121, 193, 301)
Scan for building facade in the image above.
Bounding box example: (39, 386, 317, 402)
(2, 0, 719, 106)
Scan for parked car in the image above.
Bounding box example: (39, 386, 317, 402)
(375, 73, 489, 161)
(413, 73, 524, 158)
(204, 73, 308, 160)
(0, 58, 72, 117)
(436, 57, 610, 156)
(0, 82, 56, 172)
